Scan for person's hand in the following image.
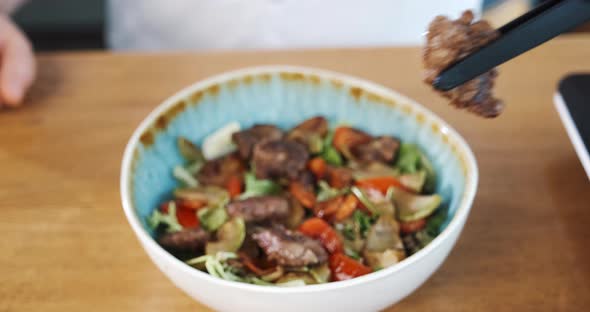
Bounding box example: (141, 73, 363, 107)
(0, 13, 34, 107)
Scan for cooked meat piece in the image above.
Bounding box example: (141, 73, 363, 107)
(232, 125, 284, 159)
(327, 166, 353, 189)
(291, 116, 329, 137)
(252, 225, 328, 267)
(294, 170, 316, 192)
(423, 10, 503, 118)
(227, 196, 290, 223)
(157, 228, 210, 252)
(351, 136, 400, 164)
(197, 152, 245, 187)
(287, 116, 328, 153)
(252, 139, 309, 180)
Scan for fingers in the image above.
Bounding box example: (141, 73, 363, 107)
(0, 15, 35, 107)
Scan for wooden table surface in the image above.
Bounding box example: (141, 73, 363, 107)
(2, 35, 590, 312)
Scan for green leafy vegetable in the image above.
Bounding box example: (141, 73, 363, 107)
(317, 180, 349, 202)
(341, 222, 356, 240)
(396, 143, 421, 173)
(198, 197, 229, 231)
(238, 172, 281, 199)
(395, 143, 436, 193)
(173, 165, 199, 187)
(147, 201, 182, 232)
(320, 130, 343, 166)
(354, 210, 374, 238)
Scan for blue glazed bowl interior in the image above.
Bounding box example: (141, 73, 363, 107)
(129, 68, 468, 239)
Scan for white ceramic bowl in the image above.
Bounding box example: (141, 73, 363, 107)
(121, 66, 478, 312)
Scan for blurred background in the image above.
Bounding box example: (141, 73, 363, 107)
(11, 0, 588, 52)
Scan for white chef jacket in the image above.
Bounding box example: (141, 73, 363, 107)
(107, 0, 482, 51)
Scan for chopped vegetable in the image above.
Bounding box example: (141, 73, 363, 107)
(276, 278, 309, 287)
(239, 252, 276, 276)
(238, 172, 281, 199)
(363, 249, 405, 270)
(276, 273, 316, 286)
(173, 165, 199, 187)
(198, 196, 229, 232)
(174, 186, 228, 205)
(350, 187, 379, 215)
(365, 215, 403, 252)
(186, 252, 243, 282)
(322, 146, 343, 166)
(425, 204, 448, 236)
(395, 143, 421, 173)
(308, 157, 328, 179)
(329, 253, 372, 281)
(289, 181, 316, 209)
(398, 170, 427, 193)
(225, 174, 243, 199)
(155, 116, 445, 286)
(148, 201, 183, 232)
(353, 210, 375, 238)
(395, 143, 436, 193)
(351, 162, 401, 180)
(316, 180, 348, 202)
(320, 130, 343, 166)
(344, 245, 362, 260)
(333, 194, 359, 221)
(419, 154, 437, 194)
(299, 218, 343, 254)
(283, 195, 306, 229)
(392, 187, 442, 222)
(307, 134, 324, 154)
(314, 196, 344, 219)
(355, 176, 408, 195)
(172, 203, 200, 228)
(400, 218, 427, 234)
(205, 218, 246, 255)
(260, 266, 285, 282)
(202, 122, 241, 160)
(177, 137, 205, 163)
(309, 264, 331, 283)
(176, 198, 207, 210)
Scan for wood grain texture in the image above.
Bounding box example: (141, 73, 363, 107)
(1, 35, 590, 312)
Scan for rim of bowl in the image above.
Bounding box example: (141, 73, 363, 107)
(120, 65, 479, 294)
